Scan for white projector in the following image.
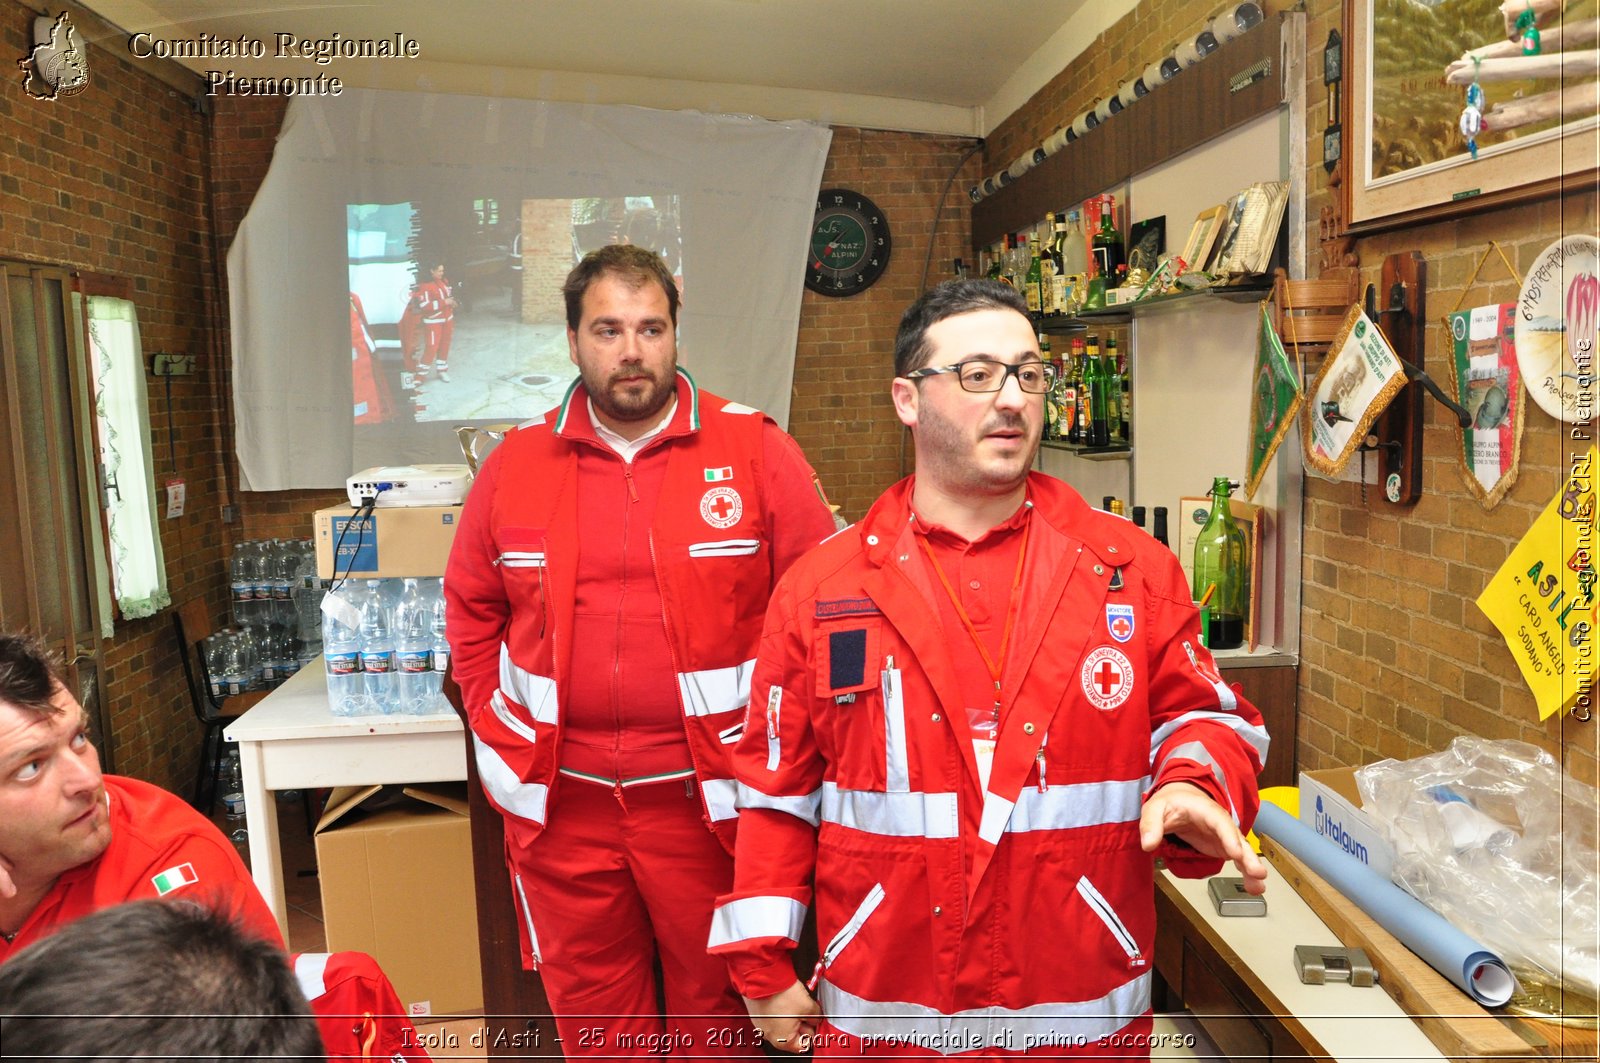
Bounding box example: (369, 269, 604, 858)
(346, 465, 472, 508)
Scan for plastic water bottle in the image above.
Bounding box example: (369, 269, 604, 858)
(203, 633, 231, 699)
(428, 579, 450, 713)
(322, 585, 365, 716)
(220, 748, 248, 855)
(393, 578, 433, 714)
(358, 580, 398, 714)
(229, 544, 256, 627)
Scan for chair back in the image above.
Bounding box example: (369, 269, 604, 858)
(172, 597, 264, 725)
(1271, 267, 1359, 355)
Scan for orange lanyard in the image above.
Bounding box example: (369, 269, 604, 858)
(917, 516, 1031, 715)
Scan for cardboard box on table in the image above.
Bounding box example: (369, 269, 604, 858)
(315, 783, 482, 1017)
(1296, 766, 1398, 881)
(313, 505, 461, 580)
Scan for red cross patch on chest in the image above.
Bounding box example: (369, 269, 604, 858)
(1081, 646, 1134, 711)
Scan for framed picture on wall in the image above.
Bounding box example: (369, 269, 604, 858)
(1343, 0, 1600, 234)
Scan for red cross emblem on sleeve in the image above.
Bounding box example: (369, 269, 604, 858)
(1081, 646, 1134, 711)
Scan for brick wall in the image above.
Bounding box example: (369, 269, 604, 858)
(1, 0, 227, 790)
(985, 0, 1599, 786)
(790, 127, 983, 522)
(522, 198, 570, 325)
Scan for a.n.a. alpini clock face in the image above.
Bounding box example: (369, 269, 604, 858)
(805, 188, 891, 296)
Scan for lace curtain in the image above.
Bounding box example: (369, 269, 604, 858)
(81, 294, 169, 620)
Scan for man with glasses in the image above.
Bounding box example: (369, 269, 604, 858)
(710, 279, 1268, 1057)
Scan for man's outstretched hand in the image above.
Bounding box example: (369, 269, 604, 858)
(1140, 781, 1268, 894)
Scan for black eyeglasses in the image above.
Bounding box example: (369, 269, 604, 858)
(905, 359, 1057, 394)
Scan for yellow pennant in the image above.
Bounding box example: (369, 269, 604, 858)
(1476, 447, 1598, 720)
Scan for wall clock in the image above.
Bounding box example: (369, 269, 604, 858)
(805, 188, 891, 296)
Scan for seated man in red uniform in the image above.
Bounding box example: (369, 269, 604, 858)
(0, 633, 282, 961)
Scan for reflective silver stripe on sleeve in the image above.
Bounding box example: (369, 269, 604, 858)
(882, 666, 909, 793)
(977, 792, 1015, 846)
(678, 659, 756, 718)
(471, 735, 549, 824)
(1149, 710, 1269, 767)
(292, 953, 331, 1002)
(820, 782, 960, 839)
(817, 971, 1151, 1054)
(1007, 778, 1146, 833)
(735, 782, 822, 827)
(1154, 741, 1239, 824)
(701, 777, 740, 821)
(500, 645, 559, 725)
(707, 896, 808, 949)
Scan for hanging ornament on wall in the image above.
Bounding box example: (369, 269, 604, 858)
(1516, 3, 1542, 56)
(1458, 57, 1485, 160)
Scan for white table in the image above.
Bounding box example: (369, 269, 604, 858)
(224, 661, 467, 933)
(1160, 866, 1448, 1062)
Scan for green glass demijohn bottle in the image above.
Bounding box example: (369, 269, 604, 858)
(1191, 477, 1248, 650)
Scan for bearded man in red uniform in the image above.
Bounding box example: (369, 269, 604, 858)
(0, 634, 282, 962)
(445, 244, 836, 1056)
(712, 279, 1269, 1058)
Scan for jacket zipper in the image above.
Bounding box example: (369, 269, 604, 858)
(1076, 876, 1145, 968)
(808, 882, 886, 989)
(612, 461, 634, 782)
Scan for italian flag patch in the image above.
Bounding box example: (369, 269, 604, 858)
(704, 466, 733, 482)
(150, 863, 199, 896)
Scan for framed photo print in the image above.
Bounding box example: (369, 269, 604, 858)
(1181, 205, 1225, 273)
(1343, 0, 1600, 234)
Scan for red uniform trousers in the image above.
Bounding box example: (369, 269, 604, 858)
(504, 778, 761, 1060)
(419, 320, 453, 371)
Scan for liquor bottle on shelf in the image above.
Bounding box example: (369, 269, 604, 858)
(1102, 336, 1123, 445)
(1063, 337, 1084, 445)
(1091, 194, 1126, 288)
(1109, 498, 1126, 517)
(1131, 506, 1147, 531)
(1047, 213, 1070, 314)
(1038, 332, 1059, 440)
(1116, 335, 1131, 443)
(1152, 506, 1170, 549)
(986, 242, 1005, 284)
(1024, 233, 1045, 314)
(1102, 496, 1116, 511)
(1074, 338, 1093, 445)
(1084, 334, 1110, 447)
(1191, 477, 1249, 651)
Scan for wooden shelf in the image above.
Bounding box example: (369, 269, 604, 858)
(1075, 280, 1274, 321)
(972, 17, 1285, 249)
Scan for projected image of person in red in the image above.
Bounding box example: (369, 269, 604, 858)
(412, 263, 457, 383)
(350, 293, 393, 424)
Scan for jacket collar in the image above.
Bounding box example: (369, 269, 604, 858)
(857, 472, 1139, 570)
(552, 366, 702, 444)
